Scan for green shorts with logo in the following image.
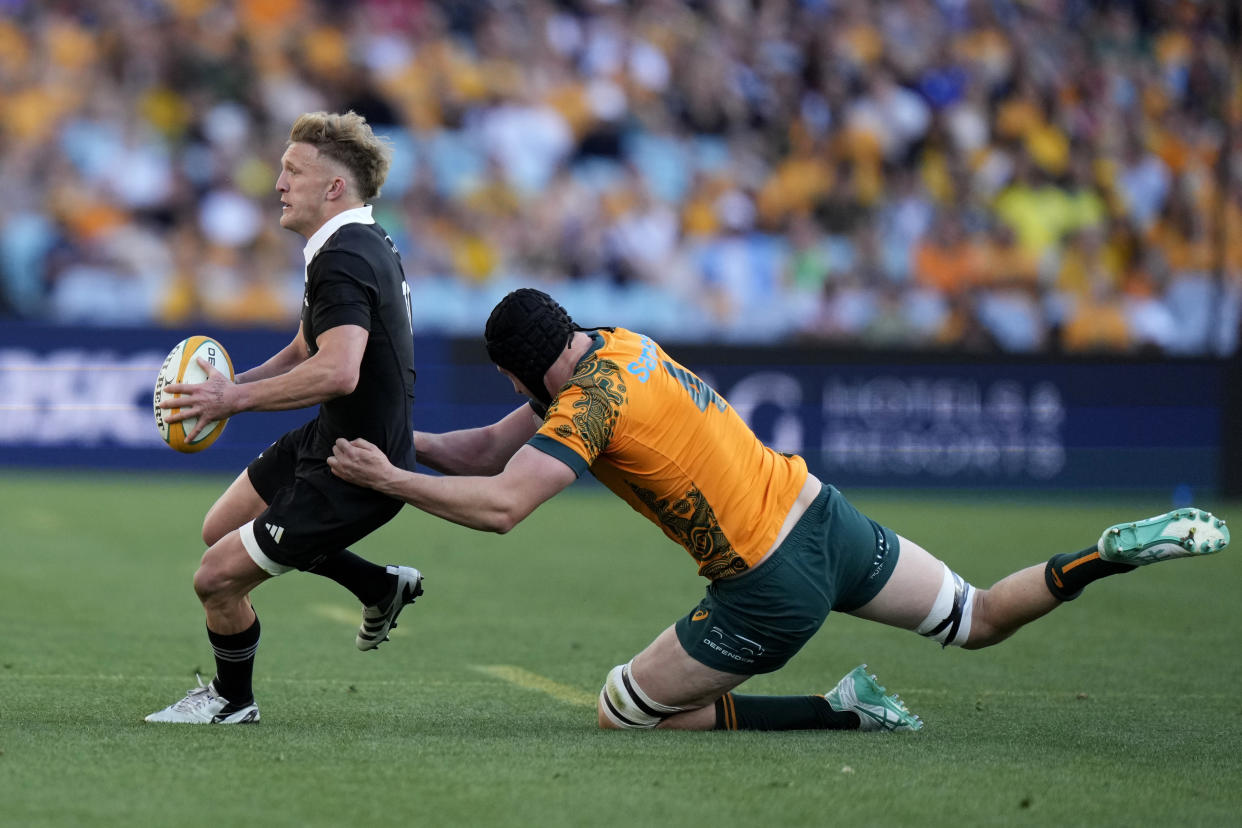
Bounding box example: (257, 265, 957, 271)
(674, 484, 899, 675)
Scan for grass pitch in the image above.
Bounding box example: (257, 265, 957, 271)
(1, 471, 1239, 827)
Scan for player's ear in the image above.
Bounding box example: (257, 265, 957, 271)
(326, 176, 347, 201)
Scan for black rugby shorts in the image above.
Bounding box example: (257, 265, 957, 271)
(245, 420, 402, 571)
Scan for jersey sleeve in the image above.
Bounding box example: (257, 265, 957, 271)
(309, 250, 374, 334)
(528, 433, 590, 477)
(526, 357, 627, 478)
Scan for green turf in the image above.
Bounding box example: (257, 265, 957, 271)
(1, 471, 1239, 827)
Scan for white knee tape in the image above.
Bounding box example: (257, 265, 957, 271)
(916, 562, 976, 647)
(598, 662, 686, 729)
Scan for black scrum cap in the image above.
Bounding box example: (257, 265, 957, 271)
(484, 288, 577, 406)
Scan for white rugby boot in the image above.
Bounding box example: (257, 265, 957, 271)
(144, 676, 259, 724)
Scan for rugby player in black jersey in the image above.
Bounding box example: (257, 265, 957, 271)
(146, 111, 423, 724)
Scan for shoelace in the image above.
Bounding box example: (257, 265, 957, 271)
(171, 675, 217, 711)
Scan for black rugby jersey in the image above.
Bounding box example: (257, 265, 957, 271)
(301, 221, 416, 470)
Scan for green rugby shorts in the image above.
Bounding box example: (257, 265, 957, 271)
(674, 484, 899, 675)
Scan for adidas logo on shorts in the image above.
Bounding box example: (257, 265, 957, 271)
(265, 523, 285, 543)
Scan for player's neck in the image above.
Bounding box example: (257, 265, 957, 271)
(546, 332, 592, 390)
(301, 201, 367, 240)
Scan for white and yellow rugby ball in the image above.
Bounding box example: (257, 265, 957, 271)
(153, 335, 234, 453)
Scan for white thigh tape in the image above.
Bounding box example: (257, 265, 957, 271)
(598, 662, 686, 729)
(916, 562, 975, 647)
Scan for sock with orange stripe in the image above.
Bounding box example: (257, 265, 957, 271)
(1045, 547, 1136, 601)
(714, 693, 859, 731)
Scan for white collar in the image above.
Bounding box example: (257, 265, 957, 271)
(302, 205, 375, 266)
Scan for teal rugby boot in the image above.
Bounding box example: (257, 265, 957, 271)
(824, 664, 923, 732)
(1098, 508, 1229, 565)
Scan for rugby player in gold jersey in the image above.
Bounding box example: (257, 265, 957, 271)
(330, 288, 1228, 732)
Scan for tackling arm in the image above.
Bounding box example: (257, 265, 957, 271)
(329, 439, 577, 533)
(415, 405, 543, 476)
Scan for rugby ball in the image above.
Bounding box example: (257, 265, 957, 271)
(153, 335, 234, 453)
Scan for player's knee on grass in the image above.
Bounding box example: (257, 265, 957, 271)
(597, 662, 689, 729)
(916, 562, 978, 648)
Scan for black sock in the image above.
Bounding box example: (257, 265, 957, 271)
(208, 615, 260, 705)
(714, 693, 860, 731)
(309, 550, 394, 606)
(1045, 546, 1136, 601)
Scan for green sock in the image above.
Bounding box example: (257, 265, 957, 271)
(1045, 546, 1136, 601)
(714, 693, 859, 731)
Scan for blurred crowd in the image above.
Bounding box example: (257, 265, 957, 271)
(1, 0, 1241, 353)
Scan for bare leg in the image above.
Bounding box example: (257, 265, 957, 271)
(143, 532, 269, 722)
(203, 469, 394, 607)
(964, 563, 1060, 648)
(597, 626, 748, 731)
(186, 531, 272, 705)
(847, 534, 944, 629)
(850, 535, 1061, 649)
(596, 626, 888, 731)
(202, 470, 268, 547)
(195, 531, 271, 634)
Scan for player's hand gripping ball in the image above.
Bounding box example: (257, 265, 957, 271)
(153, 335, 234, 453)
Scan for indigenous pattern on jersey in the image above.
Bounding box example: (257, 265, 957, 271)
(529, 328, 808, 580)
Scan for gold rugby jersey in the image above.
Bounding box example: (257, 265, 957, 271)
(528, 328, 808, 580)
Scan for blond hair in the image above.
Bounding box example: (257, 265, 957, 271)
(288, 111, 391, 201)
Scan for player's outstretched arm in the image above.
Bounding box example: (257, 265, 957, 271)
(330, 438, 575, 533)
(415, 404, 542, 476)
